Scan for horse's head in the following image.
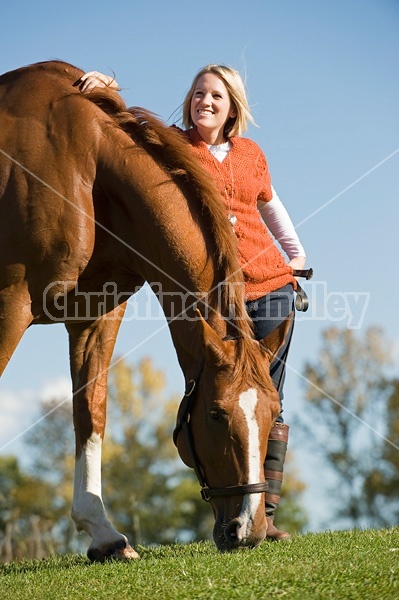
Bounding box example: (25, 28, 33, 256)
(174, 313, 291, 551)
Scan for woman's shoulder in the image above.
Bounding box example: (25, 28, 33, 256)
(232, 136, 264, 155)
(232, 136, 270, 181)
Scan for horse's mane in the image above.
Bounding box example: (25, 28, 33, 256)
(84, 86, 255, 339)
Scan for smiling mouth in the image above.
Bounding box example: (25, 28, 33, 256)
(197, 109, 214, 115)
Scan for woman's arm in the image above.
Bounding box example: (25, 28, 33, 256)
(258, 186, 306, 271)
(78, 71, 120, 93)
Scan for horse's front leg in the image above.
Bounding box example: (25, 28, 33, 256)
(66, 303, 139, 562)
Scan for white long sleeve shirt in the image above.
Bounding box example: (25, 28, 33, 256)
(257, 186, 306, 260)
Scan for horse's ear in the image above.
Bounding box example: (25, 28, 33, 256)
(259, 312, 294, 362)
(195, 309, 227, 366)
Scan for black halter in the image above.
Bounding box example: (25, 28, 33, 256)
(173, 377, 269, 502)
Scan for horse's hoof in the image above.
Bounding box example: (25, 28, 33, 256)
(110, 543, 140, 560)
(87, 538, 140, 562)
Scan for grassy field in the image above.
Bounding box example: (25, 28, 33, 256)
(0, 528, 398, 599)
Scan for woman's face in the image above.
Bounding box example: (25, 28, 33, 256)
(190, 73, 236, 144)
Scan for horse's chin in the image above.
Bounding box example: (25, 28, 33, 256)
(213, 521, 265, 552)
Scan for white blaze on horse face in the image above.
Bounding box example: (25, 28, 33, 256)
(237, 388, 263, 537)
(238, 388, 261, 485)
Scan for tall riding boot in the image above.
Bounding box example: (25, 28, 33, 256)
(264, 422, 291, 541)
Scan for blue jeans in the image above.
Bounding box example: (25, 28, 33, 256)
(245, 284, 295, 422)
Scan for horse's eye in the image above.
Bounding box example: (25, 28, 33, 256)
(209, 410, 220, 420)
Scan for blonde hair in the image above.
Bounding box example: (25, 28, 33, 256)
(182, 64, 255, 138)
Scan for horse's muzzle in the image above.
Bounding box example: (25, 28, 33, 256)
(213, 519, 266, 551)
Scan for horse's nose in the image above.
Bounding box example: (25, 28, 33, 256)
(223, 517, 265, 550)
(224, 519, 241, 545)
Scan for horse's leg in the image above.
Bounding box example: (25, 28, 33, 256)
(66, 302, 139, 562)
(0, 286, 33, 376)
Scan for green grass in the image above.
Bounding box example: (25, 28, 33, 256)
(1, 529, 398, 599)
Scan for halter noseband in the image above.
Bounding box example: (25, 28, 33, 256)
(173, 376, 268, 502)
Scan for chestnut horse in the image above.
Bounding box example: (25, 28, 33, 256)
(0, 61, 289, 560)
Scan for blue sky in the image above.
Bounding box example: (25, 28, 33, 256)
(1, 0, 398, 531)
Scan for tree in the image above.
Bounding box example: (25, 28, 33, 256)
(0, 456, 56, 561)
(25, 399, 80, 553)
(363, 379, 399, 520)
(276, 450, 308, 534)
(301, 326, 398, 528)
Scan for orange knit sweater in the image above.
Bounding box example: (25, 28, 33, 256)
(185, 128, 296, 300)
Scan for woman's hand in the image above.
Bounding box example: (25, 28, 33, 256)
(78, 71, 119, 93)
(288, 256, 306, 279)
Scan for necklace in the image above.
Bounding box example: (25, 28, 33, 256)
(209, 144, 237, 230)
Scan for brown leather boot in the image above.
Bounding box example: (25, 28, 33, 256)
(264, 422, 291, 541)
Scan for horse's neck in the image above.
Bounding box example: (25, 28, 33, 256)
(153, 281, 228, 373)
(99, 132, 242, 377)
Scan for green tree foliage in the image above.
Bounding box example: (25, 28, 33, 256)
(302, 326, 398, 528)
(363, 378, 399, 519)
(24, 399, 79, 553)
(0, 456, 56, 561)
(276, 450, 308, 534)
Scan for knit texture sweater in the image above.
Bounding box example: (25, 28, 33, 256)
(185, 128, 296, 300)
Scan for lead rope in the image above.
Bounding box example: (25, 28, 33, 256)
(293, 268, 313, 312)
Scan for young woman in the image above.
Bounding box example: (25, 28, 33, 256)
(79, 65, 307, 540)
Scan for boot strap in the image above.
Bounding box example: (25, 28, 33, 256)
(265, 493, 281, 505)
(264, 470, 283, 482)
(269, 423, 289, 443)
